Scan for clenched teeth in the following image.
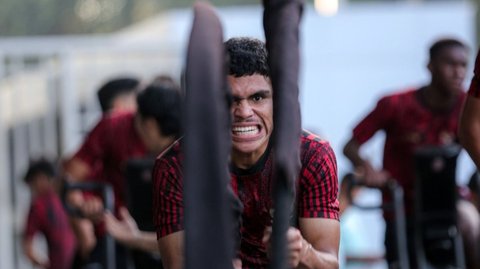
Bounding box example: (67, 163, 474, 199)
(232, 126, 259, 135)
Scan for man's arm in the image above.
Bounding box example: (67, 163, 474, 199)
(22, 238, 49, 268)
(459, 49, 480, 168)
(262, 219, 339, 269)
(297, 218, 340, 269)
(23, 205, 49, 268)
(70, 218, 97, 259)
(343, 138, 390, 186)
(64, 159, 102, 259)
(152, 144, 186, 269)
(343, 138, 364, 168)
(459, 95, 480, 169)
(63, 158, 91, 207)
(158, 231, 184, 269)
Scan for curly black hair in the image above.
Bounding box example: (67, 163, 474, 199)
(225, 37, 269, 78)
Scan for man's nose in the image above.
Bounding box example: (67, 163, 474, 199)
(454, 65, 466, 79)
(233, 101, 254, 118)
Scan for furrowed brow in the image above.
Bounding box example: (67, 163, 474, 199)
(250, 90, 271, 98)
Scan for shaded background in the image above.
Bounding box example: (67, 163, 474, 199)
(0, 0, 479, 268)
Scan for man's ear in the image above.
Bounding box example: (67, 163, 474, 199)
(146, 118, 162, 134)
(144, 117, 155, 129)
(427, 61, 432, 72)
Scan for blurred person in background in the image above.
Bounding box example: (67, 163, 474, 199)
(343, 38, 480, 269)
(23, 159, 77, 269)
(97, 77, 140, 115)
(69, 76, 141, 265)
(64, 78, 183, 268)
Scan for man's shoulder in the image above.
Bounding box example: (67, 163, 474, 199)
(155, 138, 183, 167)
(102, 111, 135, 127)
(301, 130, 329, 146)
(30, 192, 52, 212)
(90, 111, 135, 137)
(379, 87, 418, 102)
(300, 130, 334, 156)
(153, 139, 183, 187)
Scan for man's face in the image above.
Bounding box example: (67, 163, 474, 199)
(30, 174, 51, 194)
(429, 46, 468, 96)
(112, 92, 137, 113)
(229, 74, 273, 165)
(137, 116, 162, 152)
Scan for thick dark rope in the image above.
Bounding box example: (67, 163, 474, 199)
(263, 0, 304, 268)
(183, 3, 234, 269)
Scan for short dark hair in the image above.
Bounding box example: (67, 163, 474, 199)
(429, 38, 468, 61)
(24, 159, 56, 184)
(97, 77, 140, 113)
(225, 37, 269, 77)
(136, 79, 182, 137)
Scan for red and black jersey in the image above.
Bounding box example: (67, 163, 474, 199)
(152, 140, 184, 237)
(73, 112, 147, 212)
(24, 190, 76, 269)
(468, 49, 480, 98)
(153, 131, 339, 268)
(352, 87, 465, 218)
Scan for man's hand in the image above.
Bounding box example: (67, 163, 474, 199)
(104, 207, 139, 245)
(23, 239, 50, 269)
(33, 258, 50, 269)
(65, 189, 104, 221)
(80, 196, 104, 222)
(232, 258, 242, 269)
(343, 138, 390, 187)
(355, 161, 390, 187)
(262, 226, 310, 268)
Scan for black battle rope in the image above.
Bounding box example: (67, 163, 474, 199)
(263, 0, 304, 269)
(183, 2, 234, 269)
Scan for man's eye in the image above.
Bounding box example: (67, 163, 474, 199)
(252, 95, 263, 102)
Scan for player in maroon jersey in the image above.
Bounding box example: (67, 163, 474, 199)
(64, 79, 183, 267)
(97, 77, 140, 115)
(460, 49, 480, 169)
(344, 38, 480, 268)
(154, 37, 340, 269)
(23, 159, 76, 269)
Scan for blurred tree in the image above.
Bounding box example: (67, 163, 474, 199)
(0, 0, 258, 36)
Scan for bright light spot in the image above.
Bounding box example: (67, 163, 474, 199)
(75, 0, 126, 23)
(75, 0, 102, 22)
(314, 0, 339, 17)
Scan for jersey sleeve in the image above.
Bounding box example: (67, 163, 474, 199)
(352, 95, 395, 145)
(153, 156, 184, 238)
(297, 141, 339, 220)
(72, 117, 110, 171)
(468, 49, 480, 98)
(23, 202, 43, 241)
